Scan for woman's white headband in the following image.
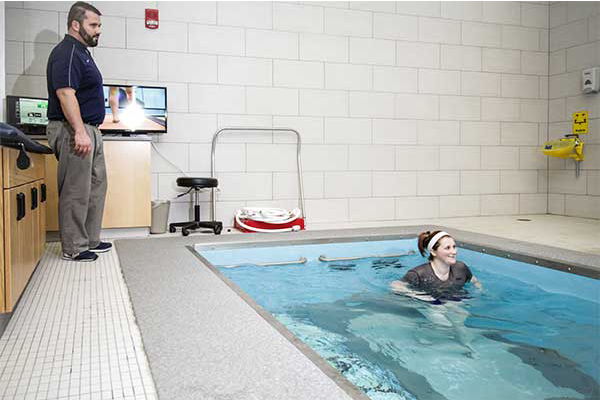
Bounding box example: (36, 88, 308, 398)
(426, 231, 450, 253)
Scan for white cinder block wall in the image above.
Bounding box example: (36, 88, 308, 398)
(5, 1, 560, 225)
(548, 2, 600, 219)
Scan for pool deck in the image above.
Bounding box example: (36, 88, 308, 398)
(0, 215, 598, 400)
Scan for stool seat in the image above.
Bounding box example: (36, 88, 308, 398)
(177, 177, 218, 188)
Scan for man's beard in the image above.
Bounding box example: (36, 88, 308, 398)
(79, 26, 99, 47)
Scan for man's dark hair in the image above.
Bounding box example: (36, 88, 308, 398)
(67, 1, 102, 30)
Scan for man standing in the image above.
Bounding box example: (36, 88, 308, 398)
(46, 1, 111, 262)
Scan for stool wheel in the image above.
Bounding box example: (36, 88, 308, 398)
(214, 223, 223, 235)
(169, 226, 176, 233)
(182, 228, 190, 236)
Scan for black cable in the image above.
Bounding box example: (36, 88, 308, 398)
(176, 187, 193, 198)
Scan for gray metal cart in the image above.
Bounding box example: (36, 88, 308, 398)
(210, 127, 306, 223)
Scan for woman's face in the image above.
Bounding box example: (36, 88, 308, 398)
(432, 236, 457, 265)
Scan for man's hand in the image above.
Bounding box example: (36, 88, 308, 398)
(56, 87, 92, 157)
(73, 128, 92, 157)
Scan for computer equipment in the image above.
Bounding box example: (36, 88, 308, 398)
(6, 95, 49, 136)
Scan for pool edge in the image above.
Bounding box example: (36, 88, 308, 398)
(193, 227, 599, 279)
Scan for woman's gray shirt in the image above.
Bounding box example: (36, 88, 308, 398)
(402, 261, 473, 292)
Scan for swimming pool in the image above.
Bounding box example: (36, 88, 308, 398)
(195, 238, 600, 400)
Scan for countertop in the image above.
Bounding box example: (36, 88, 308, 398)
(29, 134, 153, 142)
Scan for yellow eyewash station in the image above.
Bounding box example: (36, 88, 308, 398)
(543, 136, 584, 161)
(543, 111, 587, 178)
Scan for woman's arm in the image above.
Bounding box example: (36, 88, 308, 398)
(390, 280, 436, 302)
(470, 275, 483, 289)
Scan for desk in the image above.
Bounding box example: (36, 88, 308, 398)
(38, 136, 152, 230)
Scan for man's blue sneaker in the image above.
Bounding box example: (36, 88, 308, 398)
(62, 250, 98, 262)
(90, 242, 113, 253)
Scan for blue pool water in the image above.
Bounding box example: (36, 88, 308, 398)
(198, 239, 600, 400)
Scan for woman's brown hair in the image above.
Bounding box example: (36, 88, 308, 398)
(417, 230, 450, 260)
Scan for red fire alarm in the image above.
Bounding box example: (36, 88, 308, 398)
(145, 9, 159, 29)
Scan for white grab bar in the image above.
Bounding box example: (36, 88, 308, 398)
(318, 250, 415, 262)
(221, 257, 307, 269)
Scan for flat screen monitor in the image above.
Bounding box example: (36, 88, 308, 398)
(6, 95, 49, 135)
(100, 85, 167, 134)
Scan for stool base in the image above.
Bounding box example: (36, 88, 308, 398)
(169, 220, 222, 236)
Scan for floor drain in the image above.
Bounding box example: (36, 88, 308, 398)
(517, 218, 532, 222)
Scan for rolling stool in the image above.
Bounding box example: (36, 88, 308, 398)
(168, 177, 223, 236)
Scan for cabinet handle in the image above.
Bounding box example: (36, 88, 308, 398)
(17, 193, 26, 221)
(41, 184, 47, 202)
(31, 187, 38, 210)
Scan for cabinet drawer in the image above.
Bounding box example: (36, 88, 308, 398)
(3, 184, 37, 311)
(2, 147, 46, 189)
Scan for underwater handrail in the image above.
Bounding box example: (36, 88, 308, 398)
(318, 250, 415, 262)
(221, 257, 307, 269)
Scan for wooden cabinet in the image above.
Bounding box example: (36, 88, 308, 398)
(0, 164, 4, 313)
(1, 147, 47, 313)
(36, 180, 47, 261)
(43, 148, 59, 232)
(41, 140, 151, 230)
(2, 147, 45, 188)
(102, 141, 151, 228)
(4, 184, 35, 311)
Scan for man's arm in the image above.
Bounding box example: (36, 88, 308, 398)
(56, 87, 92, 157)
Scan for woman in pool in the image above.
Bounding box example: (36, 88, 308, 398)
(391, 231, 482, 355)
(391, 230, 481, 300)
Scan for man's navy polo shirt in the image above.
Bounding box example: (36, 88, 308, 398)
(46, 34, 105, 126)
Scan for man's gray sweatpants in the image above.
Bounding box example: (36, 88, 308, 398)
(47, 121, 107, 255)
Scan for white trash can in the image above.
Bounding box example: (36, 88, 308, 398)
(150, 200, 170, 234)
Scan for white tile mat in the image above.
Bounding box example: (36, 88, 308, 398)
(0, 242, 157, 400)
